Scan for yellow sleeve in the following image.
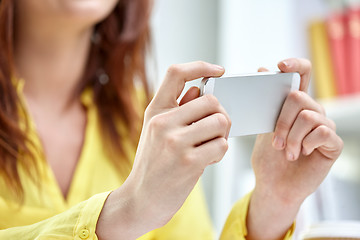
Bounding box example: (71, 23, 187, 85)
(0, 191, 110, 240)
(220, 192, 295, 240)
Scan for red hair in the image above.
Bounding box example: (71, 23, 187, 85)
(0, 0, 151, 201)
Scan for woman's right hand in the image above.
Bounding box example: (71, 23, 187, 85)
(96, 61, 231, 240)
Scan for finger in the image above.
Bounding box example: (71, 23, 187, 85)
(272, 91, 325, 150)
(193, 137, 228, 166)
(278, 58, 312, 92)
(258, 67, 269, 72)
(153, 61, 225, 108)
(175, 94, 231, 137)
(179, 86, 200, 106)
(302, 125, 343, 160)
(178, 95, 231, 138)
(184, 113, 229, 145)
(285, 110, 336, 161)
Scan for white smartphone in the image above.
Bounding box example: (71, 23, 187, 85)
(200, 72, 301, 137)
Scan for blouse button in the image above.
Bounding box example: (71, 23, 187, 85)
(79, 229, 90, 239)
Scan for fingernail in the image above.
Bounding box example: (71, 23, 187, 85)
(287, 151, 295, 161)
(213, 64, 224, 71)
(273, 136, 284, 149)
(281, 61, 291, 68)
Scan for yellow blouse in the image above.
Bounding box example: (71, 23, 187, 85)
(0, 84, 294, 239)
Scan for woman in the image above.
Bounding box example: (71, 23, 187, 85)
(0, 0, 343, 239)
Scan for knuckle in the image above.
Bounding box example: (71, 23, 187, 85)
(298, 110, 315, 124)
(203, 94, 220, 109)
(148, 114, 166, 131)
(219, 138, 229, 152)
(214, 113, 228, 129)
(318, 125, 332, 139)
(165, 134, 180, 150)
(182, 152, 196, 166)
(195, 60, 207, 68)
(288, 90, 305, 104)
(211, 139, 228, 165)
(167, 64, 182, 76)
(227, 117, 232, 128)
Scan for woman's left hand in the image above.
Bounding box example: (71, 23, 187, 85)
(246, 58, 344, 240)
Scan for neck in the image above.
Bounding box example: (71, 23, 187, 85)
(14, 11, 93, 112)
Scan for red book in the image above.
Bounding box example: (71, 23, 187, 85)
(346, 6, 360, 94)
(326, 12, 349, 96)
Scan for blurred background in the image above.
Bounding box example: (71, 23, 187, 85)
(151, 0, 360, 239)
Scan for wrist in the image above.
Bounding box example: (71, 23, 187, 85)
(96, 183, 150, 240)
(253, 184, 305, 209)
(246, 186, 302, 240)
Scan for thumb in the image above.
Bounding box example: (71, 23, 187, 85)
(152, 61, 224, 109)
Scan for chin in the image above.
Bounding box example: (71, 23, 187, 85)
(60, 0, 118, 24)
(16, 0, 119, 28)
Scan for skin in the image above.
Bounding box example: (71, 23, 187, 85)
(13, 1, 343, 239)
(14, 0, 118, 198)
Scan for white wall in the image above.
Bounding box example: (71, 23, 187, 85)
(151, 0, 219, 83)
(217, 0, 295, 73)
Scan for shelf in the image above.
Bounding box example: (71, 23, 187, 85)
(300, 221, 360, 239)
(319, 94, 360, 137)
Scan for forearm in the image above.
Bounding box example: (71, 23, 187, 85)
(96, 190, 135, 240)
(246, 187, 301, 240)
